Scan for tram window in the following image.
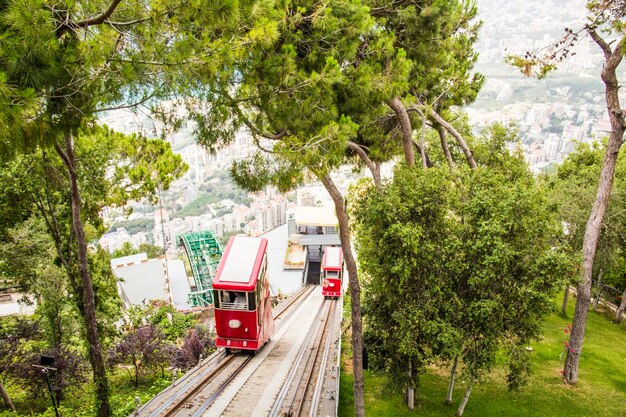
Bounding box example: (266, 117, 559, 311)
(233, 292, 247, 305)
(221, 291, 235, 303)
(248, 291, 256, 311)
(220, 291, 248, 310)
(326, 271, 339, 278)
(213, 290, 220, 308)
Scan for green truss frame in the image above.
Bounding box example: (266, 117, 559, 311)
(177, 231, 223, 308)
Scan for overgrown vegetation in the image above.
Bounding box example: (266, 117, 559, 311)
(0, 305, 214, 415)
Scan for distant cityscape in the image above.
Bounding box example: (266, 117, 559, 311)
(97, 107, 360, 254)
(469, 0, 611, 173)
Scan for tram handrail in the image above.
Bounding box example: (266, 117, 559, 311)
(220, 302, 248, 310)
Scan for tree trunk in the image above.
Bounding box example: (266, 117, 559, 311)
(320, 175, 365, 417)
(592, 269, 603, 310)
(437, 125, 455, 169)
(455, 385, 472, 417)
(445, 356, 458, 405)
(563, 32, 625, 385)
(0, 381, 15, 412)
(407, 359, 415, 410)
(56, 134, 111, 417)
(561, 285, 569, 316)
(387, 97, 416, 168)
(428, 109, 477, 169)
(615, 287, 626, 323)
(417, 109, 428, 170)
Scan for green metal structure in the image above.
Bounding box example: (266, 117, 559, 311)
(177, 231, 223, 308)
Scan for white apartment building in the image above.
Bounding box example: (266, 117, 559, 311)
(99, 228, 133, 253)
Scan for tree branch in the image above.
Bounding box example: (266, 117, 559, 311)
(347, 141, 381, 189)
(221, 90, 288, 140)
(587, 27, 611, 61)
(437, 124, 455, 169)
(411, 140, 434, 168)
(104, 16, 150, 28)
(54, 140, 73, 174)
(94, 89, 160, 113)
(423, 107, 477, 169)
(414, 106, 429, 170)
(75, 0, 124, 28)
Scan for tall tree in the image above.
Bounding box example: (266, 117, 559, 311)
(175, 3, 485, 412)
(509, 0, 626, 384)
(0, 1, 198, 412)
(354, 167, 462, 409)
(543, 142, 626, 315)
(0, 126, 186, 414)
(353, 124, 571, 414)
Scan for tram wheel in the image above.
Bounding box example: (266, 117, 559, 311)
(225, 348, 231, 354)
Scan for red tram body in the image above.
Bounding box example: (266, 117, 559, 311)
(212, 236, 274, 352)
(321, 246, 343, 298)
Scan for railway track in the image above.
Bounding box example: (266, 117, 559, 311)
(270, 298, 338, 417)
(135, 284, 317, 417)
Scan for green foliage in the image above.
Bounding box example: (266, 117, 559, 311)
(543, 141, 626, 282)
(370, 0, 484, 108)
(354, 167, 461, 393)
(108, 218, 155, 236)
(111, 242, 163, 260)
(126, 304, 198, 342)
(0, 217, 77, 348)
(353, 124, 572, 401)
(149, 305, 198, 342)
(88, 248, 124, 345)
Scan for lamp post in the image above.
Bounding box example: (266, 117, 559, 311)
(33, 354, 60, 417)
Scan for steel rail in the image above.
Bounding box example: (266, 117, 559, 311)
(273, 283, 314, 319)
(155, 354, 239, 417)
(186, 285, 319, 417)
(309, 300, 337, 417)
(289, 299, 335, 417)
(137, 350, 227, 416)
(190, 355, 254, 417)
(268, 298, 328, 417)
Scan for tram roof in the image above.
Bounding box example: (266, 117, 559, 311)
(213, 236, 268, 291)
(322, 246, 343, 270)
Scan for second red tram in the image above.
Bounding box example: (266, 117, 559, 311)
(212, 236, 274, 352)
(321, 246, 343, 298)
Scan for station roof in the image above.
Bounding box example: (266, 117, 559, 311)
(112, 258, 191, 311)
(323, 247, 343, 270)
(213, 237, 268, 292)
(110, 253, 148, 268)
(113, 259, 169, 306)
(294, 206, 337, 227)
(298, 234, 341, 247)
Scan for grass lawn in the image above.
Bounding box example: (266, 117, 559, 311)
(339, 297, 626, 417)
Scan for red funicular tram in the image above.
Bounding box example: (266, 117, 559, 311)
(212, 236, 274, 352)
(321, 246, 343, 298)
